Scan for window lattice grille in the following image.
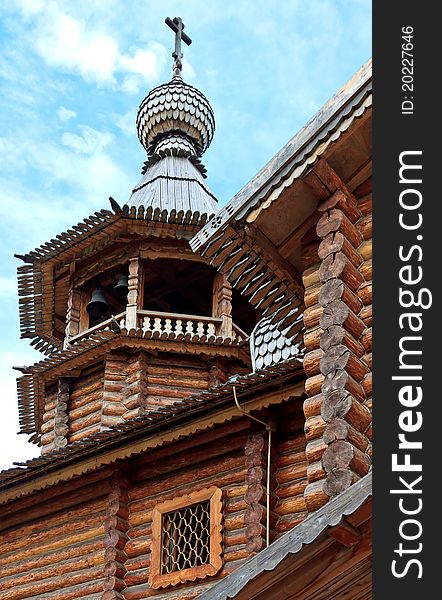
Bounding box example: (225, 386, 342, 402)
(161, 500, 210, 574)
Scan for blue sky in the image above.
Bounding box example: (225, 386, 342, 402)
(0, 0, 371, 469)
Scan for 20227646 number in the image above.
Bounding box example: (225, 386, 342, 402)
(401, 26, 414, 115)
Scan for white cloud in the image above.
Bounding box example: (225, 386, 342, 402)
(62, 126, 113, 154)
(57, 106, 77, 122)
(114, 109, 136, 136)
(14, 2, 167, 89)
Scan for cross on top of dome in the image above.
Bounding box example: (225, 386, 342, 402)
(165, 16, 192, 79)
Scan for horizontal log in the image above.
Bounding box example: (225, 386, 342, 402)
(360, 259, 372, 282)
(303, 349, 324, 377)
(304, 480, 329, 511)
(129, 465, 246, 503)
(305, 439, 328, 463)
(317, 189, 361, 224)
(0, 550, 105, 592)
(319, 279, 362, 315)
(305, 374, 324, 397)
(320, 325, 364, 357)
(362, 372, 372, 398)
(276, 462, 307, 485)
(301, 241, 321, 270)
(125, 536, 151, 559)
(69, 398, 102, 422)
(357, 214, 372, 240)
(275, 513, 306, 533)
(303, 393, 324, 419)
(357, 282, 372, 306)
(307, 460, 326, 483)
(303, 326, 321, 352)
(274, 494, 306, 516)
(316, 208, 362, 248)
(304, 283, 321, 308)
(318, 232, 362, 268)
(359, 304, 372, 327)
(303, 304, 323, 329)
(135, 438, 246, 482)
(302, 265, 320, 289)
(224, 510, 247, 532)
(68, 410, 101, 434)
(360, 327, 372, 353)
(304, 415, 326, 441)
(275, 448, 306, 469)
(359, 239, 372, 261)
(276, 478, 308, 500)
(321, 390, 371, 433)
(277, 434, 306, 454)
(0, 565, 104, 600)
(319, 253, 364, 291)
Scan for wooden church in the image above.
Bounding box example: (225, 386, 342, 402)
(0, 18, 373, 600)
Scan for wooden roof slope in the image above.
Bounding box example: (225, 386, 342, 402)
(190, 59, 372, 344)
(1, 357, 304, 499)
(198, 472, 372, 600)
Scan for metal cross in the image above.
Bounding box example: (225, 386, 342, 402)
(165, 17, 192, 78)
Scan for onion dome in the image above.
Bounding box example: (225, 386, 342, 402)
(136, 78, 215, 158)
(127, 17, 218, 216)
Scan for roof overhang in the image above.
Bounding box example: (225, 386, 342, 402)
(17, 204, 215, 355)
(1, 359, 304, 504)
(190, 60, 372, 342)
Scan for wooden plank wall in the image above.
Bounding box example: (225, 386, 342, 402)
(0, 468, 113, 600)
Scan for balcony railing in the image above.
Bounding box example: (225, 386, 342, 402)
(67, 309, 248, 346)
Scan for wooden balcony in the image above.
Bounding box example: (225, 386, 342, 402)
(67, 309, 248, 347)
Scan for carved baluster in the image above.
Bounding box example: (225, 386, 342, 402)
(153, 317, 162, 338)
(175, 319, 184, 340)
(185, 320, 194, 340)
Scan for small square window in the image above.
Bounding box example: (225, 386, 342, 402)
(150, 487, 223, 589)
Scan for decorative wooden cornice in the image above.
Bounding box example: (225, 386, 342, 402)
(16, 204, 216, 355)
(1, 360, 305, 501)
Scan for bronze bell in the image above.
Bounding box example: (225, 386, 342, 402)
(86, 288, 109, 320)
(114, 274, 129, 300)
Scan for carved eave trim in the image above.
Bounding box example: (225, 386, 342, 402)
(191, 60, 372, 253)
(16, 329, 252, 439)
(1, 372, 305, 504)
(17, 207, 216, 355)
(190, 63, 372, 342)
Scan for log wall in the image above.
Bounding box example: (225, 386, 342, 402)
(0, 469, 113, 600)
(123, 419, 251, 599)
(69, 363, 104, 443)
(302, 176, 373, 512)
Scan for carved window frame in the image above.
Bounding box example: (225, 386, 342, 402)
(149, 486, 223, 589)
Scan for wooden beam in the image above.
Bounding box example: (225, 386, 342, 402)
(243, 224, 303, 288)
(328, 520, 362, 548)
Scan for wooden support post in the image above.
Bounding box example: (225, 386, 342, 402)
(125, 256, 144, 332)
(53, 378, 70, 450)
(102, 468, 130, 599)
(213, 273, 233, 338)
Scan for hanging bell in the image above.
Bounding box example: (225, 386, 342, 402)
(114, 274, 129, 300)
(86, 288, 110, 320)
